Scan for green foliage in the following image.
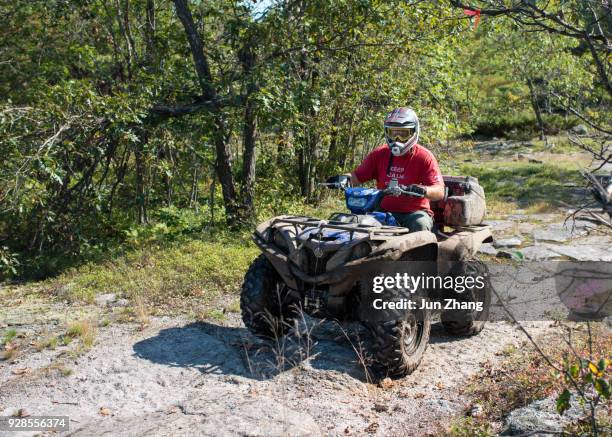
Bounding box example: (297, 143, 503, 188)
(458, 326, 611, 436)
(461, 19, 596, 138)
(0, 246, 20, 279)
(557, 356, 611, 415)
(0, 0, 605, 279)
(473, 113, 579, 140)
(556, 388, 572, 415)
(447, 418, 493, 437)
(48, 236, 259, 307)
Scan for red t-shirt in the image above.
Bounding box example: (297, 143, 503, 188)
(353, 144, 443, 215)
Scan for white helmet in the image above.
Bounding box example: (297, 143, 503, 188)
(384, 107, 420, 156)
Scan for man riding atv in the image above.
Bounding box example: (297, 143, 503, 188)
(336, 107, 446, 233)
(241, 106, 493, 377)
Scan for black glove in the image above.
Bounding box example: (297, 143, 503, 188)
(402, 184, 427, 198)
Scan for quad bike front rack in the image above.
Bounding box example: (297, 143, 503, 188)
(270, 216, 411, 241)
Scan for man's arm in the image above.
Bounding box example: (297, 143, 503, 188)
(418, 183, 445, 201)
(348, 172, 443, 200)
(419, 152, 445, 201)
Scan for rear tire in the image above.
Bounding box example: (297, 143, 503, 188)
(441, 259, 491, 336)
(240, 255, 298, 339)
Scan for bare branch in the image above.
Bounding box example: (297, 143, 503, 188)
(549, 92, 612, 136)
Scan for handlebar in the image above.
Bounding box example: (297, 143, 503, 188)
(319, 181, 425, 198)
(381, 184, 426, 198)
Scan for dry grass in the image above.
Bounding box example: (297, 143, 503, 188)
(524, 201, 560, 215)
(198, 308, 226, 321)
(485, 198, 519, 219)
(225, 299, 241, 314)
(67, 319, 96, 351)
(41, 361, 75, 378)
(133, 294, 150, 329)
(334, 321, 373, 384)
(1, 328, 17, 345)
(1, 347, 19, 362)
(35, 335, 59, 351)
(1, 328, 19, 362)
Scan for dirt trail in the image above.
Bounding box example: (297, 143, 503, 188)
(0, 309, 552, 437)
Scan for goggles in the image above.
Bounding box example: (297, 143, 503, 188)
(385, 126, 416, 143)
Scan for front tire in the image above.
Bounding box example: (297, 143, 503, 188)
(365, 308, 431, 377)
(240, 255, 298, 339)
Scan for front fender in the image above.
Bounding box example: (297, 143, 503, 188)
(372, 231, 438, 258)
(252, 233, 299, 289)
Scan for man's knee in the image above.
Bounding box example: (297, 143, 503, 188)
(394, 211, 433, 232)
(408, 213, 433, 232)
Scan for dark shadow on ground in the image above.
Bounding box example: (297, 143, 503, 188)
(132, 322, 260, 376)
(428, 322, 472, 344)
(133, 319, 466, 383)
(132, 320, 376, 381)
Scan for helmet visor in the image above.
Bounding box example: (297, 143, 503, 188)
(385, 126, 416, 143)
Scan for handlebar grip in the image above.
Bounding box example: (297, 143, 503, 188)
(400, 189, 425, 198)
(382, 185, 426, 198)
(400, 184, 426, 198)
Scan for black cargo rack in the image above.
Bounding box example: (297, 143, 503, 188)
(271, 216, 411, 239)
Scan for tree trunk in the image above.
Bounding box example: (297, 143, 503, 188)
(242, 101, 256, 220)
(328, 105, 341, 162)
(527, 78, 545, 140)
(173, 0, 239, 225)
(115, 0, 136, 80)
(134, 135, 148, 225)
(190, 157, 199, 211)
(306, 130, 316, 197)
(340, 112, 356, 168)
(298, 143, 308, 197)
(585, 32, 612, 99)
(145, 0, 156, 66)
(239, 40, 257, 222)
(213, 117, 239, 223)
(209, 173, 216, 227)
(173, 0, 217, 101)
(297, 57, 319, 199)
(276, 130, 286, 165)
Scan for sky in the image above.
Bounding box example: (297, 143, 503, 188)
(250, 0, 275, 18)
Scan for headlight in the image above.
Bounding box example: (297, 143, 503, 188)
(272, 229, 289, 250)
(347, 196, 367, 208)
(350, 242, 371, 260)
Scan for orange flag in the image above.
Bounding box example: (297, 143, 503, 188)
(463, 9, 481, 30)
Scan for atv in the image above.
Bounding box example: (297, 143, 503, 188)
(240, 175, 493, 376)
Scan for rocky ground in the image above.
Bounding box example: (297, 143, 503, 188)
(481, 214, 612, 262)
